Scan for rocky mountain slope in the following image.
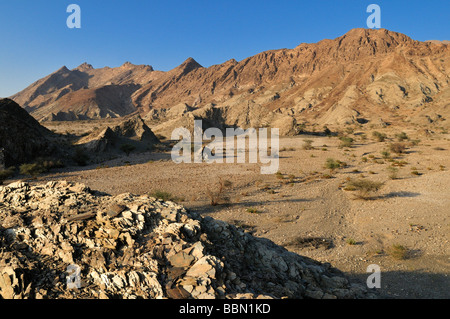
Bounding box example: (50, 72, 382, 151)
(0, 181, 377, 299)
(11, 28, 450, 134)
(0, 99, 57, 168)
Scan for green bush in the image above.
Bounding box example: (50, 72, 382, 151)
(19, 163, 46, 177)
(372, 131, 387, 142)
(395, 132, 409, 141)
(0, 167, 15, 184)
(325, 158, 342, 172)
(150, 190, 178, 202)
(346, 178, 384, 199)
(339, 136, 354, 148)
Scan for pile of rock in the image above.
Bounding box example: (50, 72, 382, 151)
(0, 181, 377, 299)
(76, 115, 160, 153)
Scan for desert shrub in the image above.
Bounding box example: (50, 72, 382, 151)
(150, 190, 181, 202)
(73, 148, 89, 166)
(390, 244, 408, 260)
(19, 163, 46, 177)
(339, 136, 354, 148)
(120, 144, 136, 156)
(36, 158, 64, 171)
(372, 131, 387, 142)
(346, 238, 357, 245)
(381, 150, 390, 159)
(395, 132, 409, 141)
(389, 143, 407, 154)
(302, 139, 314, 150)
(275, 171, 284, 180)
(207, 179, 233, 206)
(346, 178, 384, 199)
(324, 158, 342, 172)
(0, 167, 15, 184)
(387, 166, 399, 180)
(246, 208, 262, 214)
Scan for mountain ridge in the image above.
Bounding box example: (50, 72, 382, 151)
(10, 28, 450, 134)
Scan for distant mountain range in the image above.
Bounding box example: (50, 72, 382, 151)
(11, 28, 450, 135)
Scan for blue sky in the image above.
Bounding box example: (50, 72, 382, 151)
(0, 0, 449, 97)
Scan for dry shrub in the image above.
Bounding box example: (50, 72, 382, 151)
(346, 178, 384, 199)
(207, 179, 233, 206)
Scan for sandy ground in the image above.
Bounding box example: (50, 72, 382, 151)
(10, 127, 450, 299)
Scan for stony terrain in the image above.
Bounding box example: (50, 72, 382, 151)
(13, 119, 448, 299)
(0, 181, 376, 299)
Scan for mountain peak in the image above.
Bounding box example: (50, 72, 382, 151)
(181, 57, 203, 68)
(74, 62, 94, 71)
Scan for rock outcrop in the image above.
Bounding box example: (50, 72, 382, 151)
(76, 115, 160, 153)
(0, 181, 377, 299)
(0, 99, 56, 167)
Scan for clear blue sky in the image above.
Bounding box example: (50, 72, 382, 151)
(0, 0, 449, 97)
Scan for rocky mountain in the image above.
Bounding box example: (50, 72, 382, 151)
(11, 28, 450, 135)
(0, 99, 57, 167)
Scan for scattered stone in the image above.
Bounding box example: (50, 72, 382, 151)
(0, 181, 377, 299)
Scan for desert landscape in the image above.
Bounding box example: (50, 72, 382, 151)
(1, 28, 449, 299)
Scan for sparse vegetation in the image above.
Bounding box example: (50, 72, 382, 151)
(207, 179, 233, 206)
(324, 158, 342, 172)
(390, 244, 408, 260)
(381, 150, 391, 159)
(302, 139, 314, 150)
(150, 190, 178, 202)
(246, 208, 262, 214)
(389, 142, 407, 154)
(395, 132, 409, 142)
(339, 136, 354, 148)
(345, 178, 384, 199)
(346, 238, 357, 245)
(0, 167, 15, 184)
(372, 131, 387, 142)
(387, 166, 399, 180)
(19, 163, 46, 178)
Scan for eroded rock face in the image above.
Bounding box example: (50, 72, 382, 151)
(0, 99, 55, 167)
(0, 181, 377, 299)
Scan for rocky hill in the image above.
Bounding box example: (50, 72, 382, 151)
(0, 181, 377, 299)
(0, 99, 57, 168)
(10, 28, 450, 134)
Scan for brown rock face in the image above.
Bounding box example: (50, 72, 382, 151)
(10, 28, 450, 133)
